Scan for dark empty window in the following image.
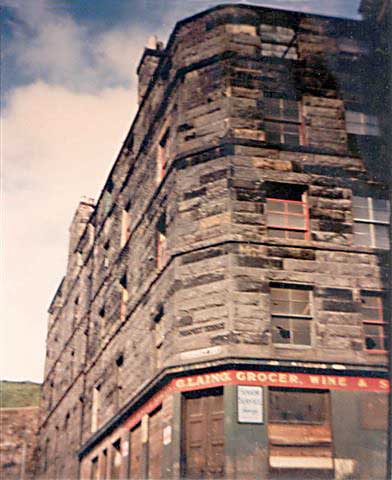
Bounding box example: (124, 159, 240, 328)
(266, 183, 308, 240)
(269, 388, 327, 424)
(271, 285, 312, 346)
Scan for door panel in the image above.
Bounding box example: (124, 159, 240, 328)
(148, 407, 163, 479)
(130, 424, 142, 479)
(182, 388, 224, 479)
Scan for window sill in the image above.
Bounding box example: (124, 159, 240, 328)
(273, 343, 313, 350)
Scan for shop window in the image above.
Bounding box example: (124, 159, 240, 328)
(264, 95, 302, 146)
(120, 201, 131, 247)
(360, 292, 388, 353)
(157, 127, 170, 182)
(156, 212, 168, 269)
(271, 285, 312, 346)
(110, 439, 122, 480)
(266, 183, 308, 240)
(268, 388, 333, 470)
(353, 196, 390, 249)
(260, 24, 298, 59)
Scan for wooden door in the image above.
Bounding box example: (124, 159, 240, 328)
(130, 423, 142, 479)
(182, 388, 224, 479)
(148, 406, 163, 479)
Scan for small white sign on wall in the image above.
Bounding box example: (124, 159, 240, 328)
(237, 386, 263, 424)
(163, 425, 172, 445)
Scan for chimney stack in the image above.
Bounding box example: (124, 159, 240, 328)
(137, 35, 164, 104)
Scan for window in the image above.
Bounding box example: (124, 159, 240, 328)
(353, 196, 390, 249)
(120, 201, 131, 247)
(264, 95, 302, 146)
(153, 306, 164, 368)
(156, 212, 168, 269)
(266, 183, 308, 240)
(361, 293, 388, 353)
(157, 127, 170, 182)
(259, 24, 298, 59)
(115, 354, 124, 409)
(91, 384, 101, 433)
(119, 274, 128, 321)
(271, 285, 312, 346)
(345, 111, 380, 136)
(268, 388, 333, 470)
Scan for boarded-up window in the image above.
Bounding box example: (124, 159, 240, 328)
(100, 449, 108, 479)
(359, 393, 388, 430)
(268, 388, 333, 470)
(130, 423, 142, 479)
(182, 388, 224, 479)
(148, 406, 163, 479)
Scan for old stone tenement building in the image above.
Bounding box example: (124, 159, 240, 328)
(37, 4, 390, 479)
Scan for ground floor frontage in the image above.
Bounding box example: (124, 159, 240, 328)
(80, 365, 389, 479)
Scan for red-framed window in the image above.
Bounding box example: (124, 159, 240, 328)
(264, 96, 304, 146)
(361, 293, 388, 353)
(266, 184, 309, 240)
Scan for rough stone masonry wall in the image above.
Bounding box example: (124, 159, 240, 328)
(37, 4, 389, 478)
(1, 407, 39, 480)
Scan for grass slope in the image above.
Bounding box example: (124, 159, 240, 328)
(0, 381, 41, 408)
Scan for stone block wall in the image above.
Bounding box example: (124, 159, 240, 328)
(37, 4, 389, 478)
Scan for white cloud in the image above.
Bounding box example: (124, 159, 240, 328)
(1, 82, 136, 381)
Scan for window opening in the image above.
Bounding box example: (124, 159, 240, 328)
(91, 384, 101, 433)
(263, 94, 302, 146)
(120, 201, 131, 247)
(266, 183, 308, 240)
(271, 285, 312, 346)
(156, 212, 168, 269)
(361, 292, 387, 353)
(353, 196, 390, 249)
(157, 127, 171, 182)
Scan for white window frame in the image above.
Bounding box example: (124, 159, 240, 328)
(345, 111, 380, 136)
(353, 196, 390, 249)
(270, 286, 313, 347)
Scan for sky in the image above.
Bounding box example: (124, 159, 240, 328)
(1, 0, 361, 383)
